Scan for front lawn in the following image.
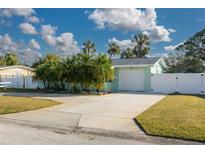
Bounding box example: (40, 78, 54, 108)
(0, 96, 61, 114)
(136, 95, 205, 142)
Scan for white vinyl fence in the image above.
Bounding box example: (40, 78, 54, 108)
(0, 75, 37, 89)
(151, 73, 205, 94)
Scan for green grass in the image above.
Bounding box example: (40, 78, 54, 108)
(0, 96, 61, 114)
(136, 95, 205, 142)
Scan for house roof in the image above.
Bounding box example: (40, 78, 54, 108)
(112, 57, 162, 67)
(0, 65, 34, 71)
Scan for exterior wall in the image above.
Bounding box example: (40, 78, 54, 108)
(0, 68, 34, 76)
(111, 68, 119, 92)
(104, 82, 112, 92)
(151, 62, 163, 74)
(144, 67, 152, 91)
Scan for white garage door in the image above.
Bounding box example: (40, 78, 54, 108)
(119, 69, 145, 91)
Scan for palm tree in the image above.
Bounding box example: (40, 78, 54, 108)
(120, 48, 135, 59)
(44, 53, 60, 63)
(132, 33, 150, 58)
(107, 42, 121, 59)
(3, 53, 19, 65)
(93, 54, 114, 91)
(82, 40, 96, 55)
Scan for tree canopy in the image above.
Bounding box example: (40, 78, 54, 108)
(107, 33, 150, 59)
(165, 28, 205, 73)
(0, 53, 19, 66)
(34, 41, 114, 93)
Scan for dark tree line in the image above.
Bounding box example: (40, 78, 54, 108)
(165, 28, 205, 73)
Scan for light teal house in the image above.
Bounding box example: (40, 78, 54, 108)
(105, 57, 166, 92)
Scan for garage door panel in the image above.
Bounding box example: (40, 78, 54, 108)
(119, 69, 144, 91)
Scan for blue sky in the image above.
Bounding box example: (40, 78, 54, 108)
(0, 8, 205, 63)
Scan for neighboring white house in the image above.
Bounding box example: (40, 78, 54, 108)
(0, 65, 37, 89)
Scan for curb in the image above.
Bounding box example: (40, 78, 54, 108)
(0, 117, 203, 145)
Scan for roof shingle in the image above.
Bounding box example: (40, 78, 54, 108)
(112, 57, 161, 66)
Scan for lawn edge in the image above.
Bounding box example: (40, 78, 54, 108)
(134, 118, 205, 143)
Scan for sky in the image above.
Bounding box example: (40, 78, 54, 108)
(0, 8, 205, 64)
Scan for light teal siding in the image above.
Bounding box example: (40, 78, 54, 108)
(111, 68, 119, 92)
(151, 59, 166, 74)
(104, 82, 112, 91)
(144, 67, 151, 91)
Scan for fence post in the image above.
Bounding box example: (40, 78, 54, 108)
(175, 76, 178, 93)
(201, 74, 204, 94)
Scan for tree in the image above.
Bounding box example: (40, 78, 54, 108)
(34, 40, 115, 93)
(120, 48, 135, 59)
(165, 28, 205, 73)
(32, 57, 43, 68)
(3, 53, 19, 65)
(82, 40, 96, 55)
(33, 54, 64, 90)
(176, 28, 205, 61)
(0, 56, 5, 66)
(61, 56, 79, 91)
(165, 56, 205, 73)
(107, 42, 121, 59)
(93, 54, 114, 91)
(132, 33, 150, 58)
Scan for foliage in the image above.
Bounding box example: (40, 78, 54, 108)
(107, 42, 121, 59)
(82, 40, 96, 56)
(120, 48, 135, 59)
(165, 56, 205, 73)
(34, 41, 114, 93)
(0, 53, 19, 66)
(165, 28, 205, 73)
(132, 33, 150, 58)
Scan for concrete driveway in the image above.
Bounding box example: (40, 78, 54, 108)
(0, 93, 165, 135)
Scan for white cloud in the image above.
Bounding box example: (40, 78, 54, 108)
(19, 23, 37, 35)
(43, 35, 56, 46)
(164, 45, 177, 51)
(2, 8, 35, 17)
(88, 8, 157, 31)
(55, 33, 80, 56)
(27, 16, 40, 23)
(88, 8, 172, 42)
(164, 42, 183, 51)
(148, 26, 171, 42)
(29, 39, 40, 50)
(41, 25, 58, 46)
(168, 28, 176, 33)
(41, 24, 57, 36)
(164, 44, 182, 52)
(0, 34, 12, 46)
(40, 24, 80, 56)
(0, 34, 40, 65)
(108, 37, 135, 51)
